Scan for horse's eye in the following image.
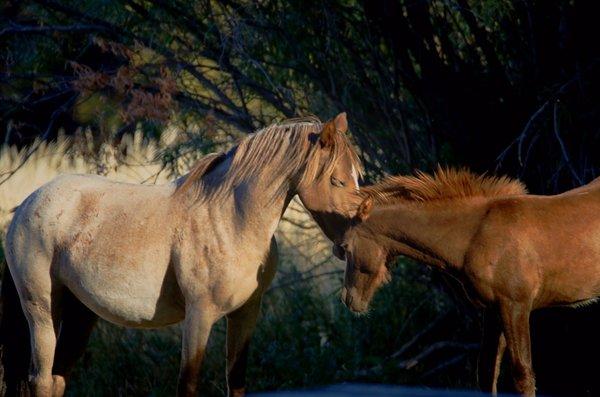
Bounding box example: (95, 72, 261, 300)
(358, 265, 372, 275)
(333, 243, 346, 260)
(331, 176, 345, 187)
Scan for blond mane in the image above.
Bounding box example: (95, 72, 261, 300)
(364, 166, 526, 204)
(175, 116, 363, 202)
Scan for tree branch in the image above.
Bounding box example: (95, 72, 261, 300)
(0, 23, 108, 37)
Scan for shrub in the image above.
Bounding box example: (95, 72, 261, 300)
(66, 259, 477, 396)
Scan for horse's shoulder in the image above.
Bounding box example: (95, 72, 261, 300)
(484, 195, 528, 218)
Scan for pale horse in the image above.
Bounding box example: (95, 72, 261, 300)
(1, 113, 363, 396)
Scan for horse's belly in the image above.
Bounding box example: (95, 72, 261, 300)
(83, 293, 184, 328)
(60, 260, 185, 328)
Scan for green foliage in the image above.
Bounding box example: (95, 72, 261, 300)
(4, 0, 600, 186)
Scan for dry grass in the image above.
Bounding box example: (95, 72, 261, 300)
(1, 131, 166, 234)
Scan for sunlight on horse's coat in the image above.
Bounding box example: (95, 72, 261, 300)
(2, 114, 363, 396)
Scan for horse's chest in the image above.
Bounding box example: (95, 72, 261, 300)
(440, 271, 489, 309)
(201, 245, 270, 312)
(214, 274, 259, 313)
(209, 258, 264, 312)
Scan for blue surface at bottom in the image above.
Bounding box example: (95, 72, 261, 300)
(249, 383, 524, 397)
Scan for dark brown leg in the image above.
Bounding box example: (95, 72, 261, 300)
(500, 301, 536, 397)
(478, 308, 506, 395)
(51, 292, 98, 397)
(226, 296, 262, 397)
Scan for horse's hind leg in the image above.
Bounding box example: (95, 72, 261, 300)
(51, 291, 98, 397)
(19, 284, 61, 397)
(9, 243, 64, 397)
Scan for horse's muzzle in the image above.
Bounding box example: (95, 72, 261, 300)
(341, 287, 368, 313)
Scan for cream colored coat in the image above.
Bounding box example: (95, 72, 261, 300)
(3, 114, 362, 397)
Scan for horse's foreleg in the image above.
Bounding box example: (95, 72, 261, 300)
(177, 305, 215, 397)
(478, 307, 506, 395)
(51, 291, 98, 397)
(499, 301, 535, 397)
(226, 294, 262, 397)
(226, 237, 277, 397)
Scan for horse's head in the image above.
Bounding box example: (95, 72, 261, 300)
(296, 113, 363, 243)
(335, 196, 390, 314)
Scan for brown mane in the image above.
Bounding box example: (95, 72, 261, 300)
(174, 116, 363, 202)
(364, 166, 526, 204)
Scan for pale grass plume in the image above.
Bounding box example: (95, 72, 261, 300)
(0, 130, 171, 236)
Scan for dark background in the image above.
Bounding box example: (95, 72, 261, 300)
(2, 0, 600, 395)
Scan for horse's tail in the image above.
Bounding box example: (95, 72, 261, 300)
(0, 260, 31, 396)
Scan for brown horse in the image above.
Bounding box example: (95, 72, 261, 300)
(2, 114, 363, 397)
(335, 167, 600, 396)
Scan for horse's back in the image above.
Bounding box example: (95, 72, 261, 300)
(7, 173, 171, 251)
(476, 192, 600, 306)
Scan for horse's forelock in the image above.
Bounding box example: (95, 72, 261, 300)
(298, 128, 363, 191)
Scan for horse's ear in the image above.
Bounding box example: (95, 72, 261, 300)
(320, 112, 347, 147)
(334, 112, 348, 133)
(355, 196, 373, 222)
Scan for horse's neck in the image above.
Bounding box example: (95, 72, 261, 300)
(201, 154, 296, 243)
(233, 181, 293, 239)
(368, 198, 490, 271)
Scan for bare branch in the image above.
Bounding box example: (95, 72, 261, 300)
(0, 23, 108, 37)
(355, 310, 452, 376)
(0, 94, 78, 186)
(396, 341, 478, 370)
(553, 99, 583, 185)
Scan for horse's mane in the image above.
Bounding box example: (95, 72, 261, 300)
(364, 166, 526, 204)
(174, 152, 228, 195)
(175, 116, 362, 202)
